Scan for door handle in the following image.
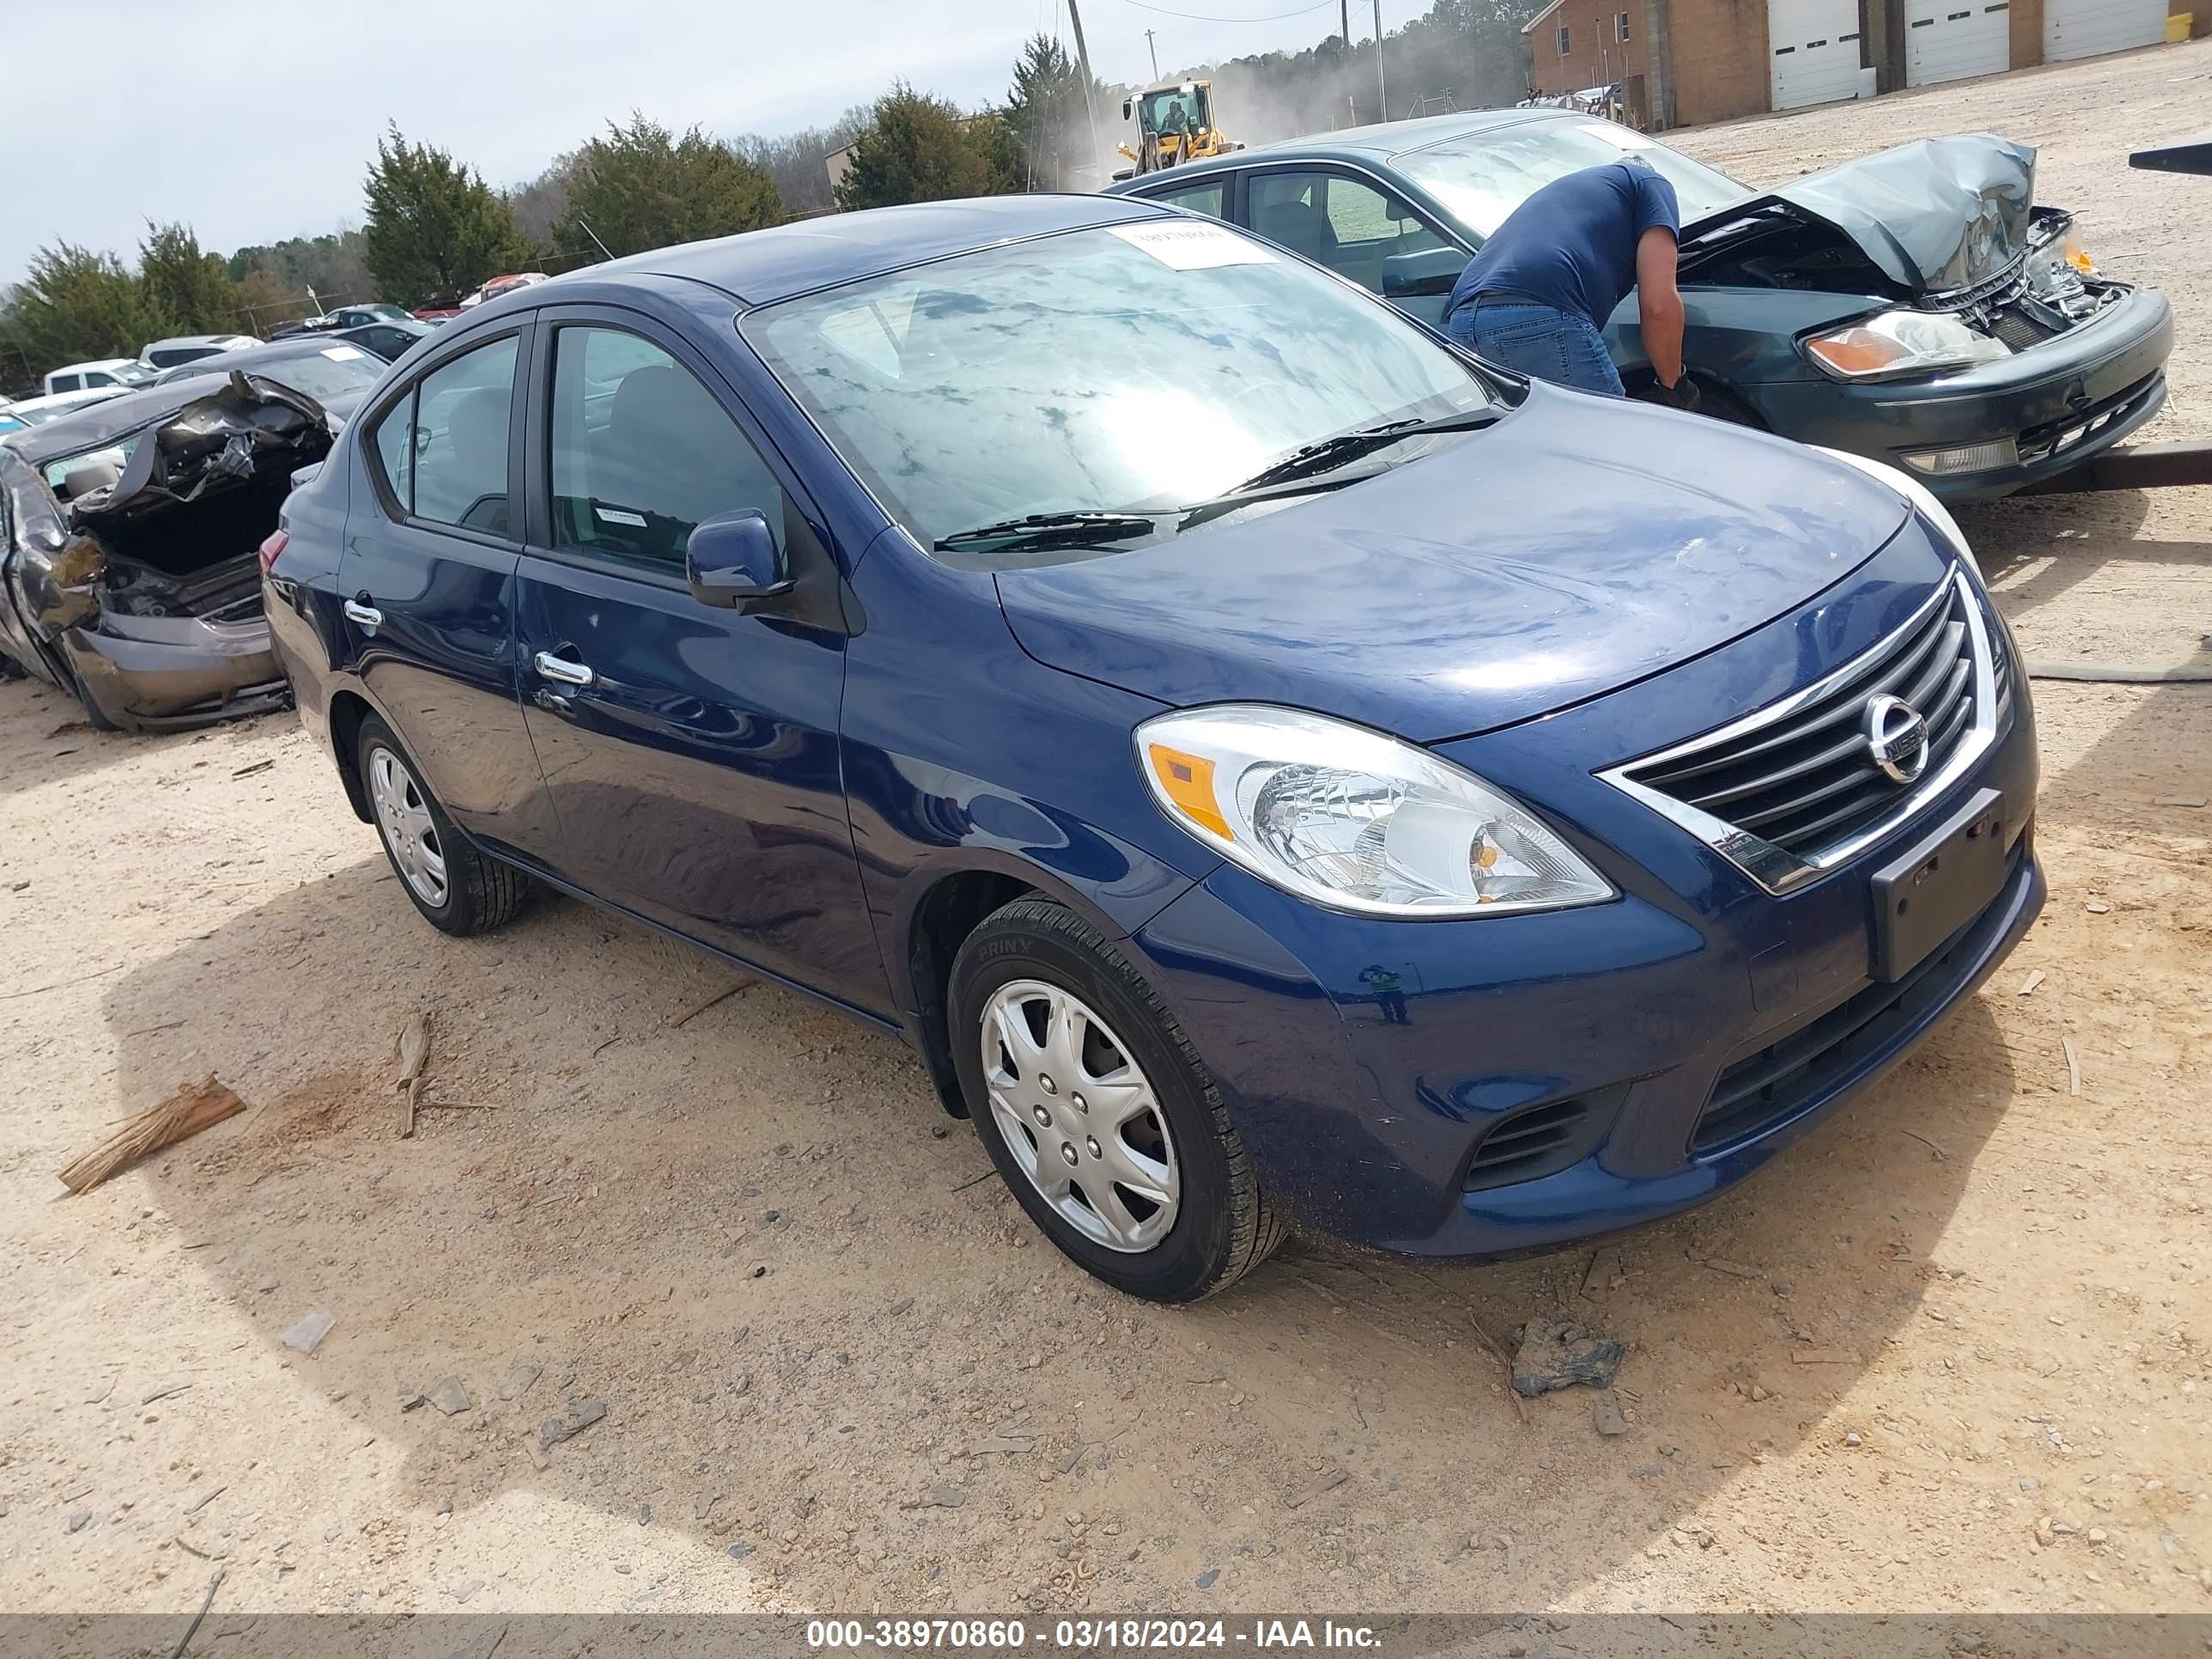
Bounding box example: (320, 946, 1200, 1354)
(534, 649, 595, 688)
(343, 599, 383, 628)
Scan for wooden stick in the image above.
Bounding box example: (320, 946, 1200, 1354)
(671, 980, 757, 1028)
(58, 1077, 246, 1194)
(2062, 1036, 2082, 1097)
(170, 1567, 224, 1659)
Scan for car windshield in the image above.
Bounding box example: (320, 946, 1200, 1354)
(1395, 118, 1747, 240)
(110, 362, 156, 386)
(746, 222, 1492, 550)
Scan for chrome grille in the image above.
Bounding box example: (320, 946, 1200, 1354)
(1601, 569, 2002, 894)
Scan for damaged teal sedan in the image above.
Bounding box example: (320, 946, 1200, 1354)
(1109, 118, 2172, 500)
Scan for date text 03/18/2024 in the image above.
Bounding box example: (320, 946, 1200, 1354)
(804, 1619, 1383, 1650)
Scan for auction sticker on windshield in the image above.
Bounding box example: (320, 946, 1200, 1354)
(320, 345, 368, 361)
(1109, 222, 1277, 270)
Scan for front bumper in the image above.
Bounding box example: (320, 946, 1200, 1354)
(61, 610, 290, 732)
(1127, 535, 2043, 1255)
(1745, 286, 2173, 501)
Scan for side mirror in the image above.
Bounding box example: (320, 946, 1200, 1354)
(686, 509, 792, 612)
(1382, 245, 1467, 300)
(1121, 98, 1133, 121)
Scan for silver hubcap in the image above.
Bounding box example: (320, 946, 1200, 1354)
(981, 980, 1179, 1254)
(368, 744, 448, 909)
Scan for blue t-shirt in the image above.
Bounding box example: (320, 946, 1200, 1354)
(1445, 162, 1680, 332)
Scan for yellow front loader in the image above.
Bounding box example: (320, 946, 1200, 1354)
(1115, 81, 1242, 178)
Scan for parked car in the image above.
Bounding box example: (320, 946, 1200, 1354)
(150, 337, 392, 422)
(331, 318, 434, 362)
(1105, 114, 2172, 501)
(0, 386, 132, 432)
(140, 333, 259, 371)
(457, 272, 548, 309)
(0, 376, 328, 730)
(42, 358, 156, 396)
(324, 303, 414, 329)
(411, 296, 465, 322)
(265, 196, 2043, 1301)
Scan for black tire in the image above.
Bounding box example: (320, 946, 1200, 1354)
(355, 714, 527, 937)
(948, 897, 1285, 1303)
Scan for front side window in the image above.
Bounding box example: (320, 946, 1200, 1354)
(1146, 180, 1230, 221)
(368, 334, 517, 534)
(1249, 171, 1453, 295)
(1395, 118, 1746, 239)
(747, 222, 1491, 553)
(549, 326, 787, 571)
(83, 371, 116, 387)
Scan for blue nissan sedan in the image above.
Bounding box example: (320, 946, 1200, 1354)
(264, 194, 2043, 1303)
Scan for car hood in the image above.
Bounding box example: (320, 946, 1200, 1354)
(992, 389, 1911, 744)
(1684, 133, 2037, 295)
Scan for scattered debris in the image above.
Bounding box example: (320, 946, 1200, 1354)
(449, 1578, 483, 1603)
(2018, 969, 2045, 997)
(395, 1013, 431, 1139)
(1592, 1390, 1629, 1437)
(428, 1376, 471, 1416)
(2084, 900, 2112, 915)
(538, 1397, 607, 1449)
(280, 1311, 335, 1354)
(143, 1377, 195, 1404)
(1510, 1320, 1624, 1398)
(170, 1567, 224, 1659)
(1699, 1257, 1765, 1280)
(59, 1076, 246, 1194)
(182, 1486, 225, 1516)
(671, 981, 759, 1029)
(889, 1297, 915, 1316)
(2153, 795, 2207, 809)
(2062, 1036, 2083, 1097)
(968, 1435, 1036, 1457)
(1581, 1246, 1623, 1298)
(1900, 1129, 1951, 1162)
(1789, 1348, 1858, 1366)
(495, 1364, 541, 1402)
(85, 1376, 115, 1405)
(915, 1483, 965, 1509)
(1285, 1468, 1349, 1510)
(1195, 1567, 1220, 1589)
(231, 759, 274, 779)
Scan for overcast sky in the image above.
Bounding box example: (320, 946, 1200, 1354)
(4, 0, 1356, 286)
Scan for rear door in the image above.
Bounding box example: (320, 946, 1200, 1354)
(511, 304, 885, 1013)
(337, 320, 565, 865)
(1240, 166, 1467, 327)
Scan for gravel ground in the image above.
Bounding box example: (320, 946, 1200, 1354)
(1, 43, 2208, 1622)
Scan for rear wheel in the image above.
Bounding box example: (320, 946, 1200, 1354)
(949, 898, 1285, 1302)
(356, 714, 526, 936)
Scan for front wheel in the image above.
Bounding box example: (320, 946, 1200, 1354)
(948, 897, 1284, 1302)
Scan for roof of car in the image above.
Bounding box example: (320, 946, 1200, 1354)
(1103, 107, 1568, 191)
(9, 378, 270, 465)
(144, 334, 256, 349)
(520, 194, 1174, 309)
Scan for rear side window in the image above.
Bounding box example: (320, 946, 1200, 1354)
(547, 325, 787, 572)
(1147, 180, 1229, 221)
(367, 335, 518, 536)
(50, 374, 80, 392)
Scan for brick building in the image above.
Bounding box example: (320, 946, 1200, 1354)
(1521, 0, 2188, 130)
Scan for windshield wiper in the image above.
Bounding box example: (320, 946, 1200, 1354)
(1220, 409, 1500, 496)
(933, 510, 1166, 554)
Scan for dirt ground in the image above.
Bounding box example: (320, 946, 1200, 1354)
(3, 43, 2209, 1626)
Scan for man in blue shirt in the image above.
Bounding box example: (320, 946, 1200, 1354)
(1443, 160, 1688, 402)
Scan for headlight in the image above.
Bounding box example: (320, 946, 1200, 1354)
(1804, 309, 2009, 381)
(1135, 706, 1614, 919)
(1813, 445, 1980, 579)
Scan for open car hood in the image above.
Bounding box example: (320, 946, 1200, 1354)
(1682, 134, 2037, 295)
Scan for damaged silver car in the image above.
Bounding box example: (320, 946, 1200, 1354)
(0, 374, 331, 731)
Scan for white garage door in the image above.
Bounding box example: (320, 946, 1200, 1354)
(2045, 0, 2166, 60)
(1769, 0, 1864, 108)
(1906, 0, 2010, 83)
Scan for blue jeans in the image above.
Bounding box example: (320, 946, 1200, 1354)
(1447, 301, 1625, 397)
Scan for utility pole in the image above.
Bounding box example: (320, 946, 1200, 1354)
(1372, 0, 1387, 122)
(1065, 0, 1106, 182)
(1340, 0, 1353, 122)
(1144, 27, 1159, 79)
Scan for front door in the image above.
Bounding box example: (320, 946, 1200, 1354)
(1241, 167, 1466, 329)
(338, 323, 563, 865)
(512, 307, 887, 1014)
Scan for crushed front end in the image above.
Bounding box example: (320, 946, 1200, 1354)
(0, 374, 329, 731)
